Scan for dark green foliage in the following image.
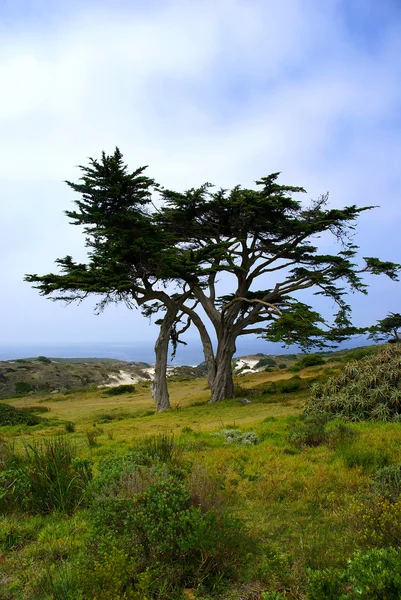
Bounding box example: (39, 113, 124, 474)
(36, 356, 52, 364)
(369, 312, 401, 344)
(338, 346, 379, 362)
(103, 384, 136, 396)
(64, 421, 75, 433)
(255, 357, 276, 368)
(287, 414, 330, 448)
(83, 457, 255, 596)
(308, 547, 401, 600)
(0, 436, 91, 514)
(280, 379, 303, 393)
(306, 344, 401, 421)
(288, 354, 326, 372)
(0, 402, 42, 426)
(262, 376, 309, 395)
(278, 363, 287, 369)
(14, 381, 34, 395)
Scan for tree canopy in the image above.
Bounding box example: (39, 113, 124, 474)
(369, 313, 401, 344)
(25, 149, 401, 407)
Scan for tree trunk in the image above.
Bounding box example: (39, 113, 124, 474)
(151, 309, 177, 412)
(209, 334, 236, 403)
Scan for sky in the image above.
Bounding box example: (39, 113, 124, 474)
(1, 0, 401, 358)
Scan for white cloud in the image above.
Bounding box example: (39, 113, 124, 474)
(0, 0, 400, 347)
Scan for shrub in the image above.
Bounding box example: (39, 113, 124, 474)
(86, 475, 254, 595)
(64, 421, 75, 433)
(289, 354, 326, 372)
(325, 422, 357, 449)
(305, 344, 401, 421)
(219, 429, 260, 445)
(14, 381, 34, 395)
(36, 356, 52, 364)
(255, 357, 276, 369)
(0, 402, 43, 426)
(103, 384, 136, 396)
(280, 379, 302, 393)
(308, 547, 401, 599)
(287, 414, 329, 448)
(350, 496, 401, 548)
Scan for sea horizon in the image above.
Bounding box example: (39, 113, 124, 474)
(0, 336, 372, 365)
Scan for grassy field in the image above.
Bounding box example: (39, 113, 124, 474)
(1, 358, 401, 599)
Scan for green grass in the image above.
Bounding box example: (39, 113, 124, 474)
(2, 367, 401, 599)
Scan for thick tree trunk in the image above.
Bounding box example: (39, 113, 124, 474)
(151, 309, 177, 412)
(209, 334, 236, 403)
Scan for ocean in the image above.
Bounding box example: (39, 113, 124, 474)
(0, 338, 292, 365)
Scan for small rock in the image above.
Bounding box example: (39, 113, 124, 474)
(239, 397, 251, 404)
(50, 389, 60, 394)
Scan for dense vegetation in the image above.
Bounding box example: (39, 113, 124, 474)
(1, 346, 401, 598)
(306, 344, 401, 421)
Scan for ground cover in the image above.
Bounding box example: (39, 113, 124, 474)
(1, 356, 401, 599)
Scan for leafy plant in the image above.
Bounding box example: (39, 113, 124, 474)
(306, 344, 401, 420)
(308, 547, 401, 599)
(219, 429, 260, 445)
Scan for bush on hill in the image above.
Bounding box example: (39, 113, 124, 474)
(288, 354, 326, 372)
(0, 403, 43, 426)
(305, 344, 401, 421)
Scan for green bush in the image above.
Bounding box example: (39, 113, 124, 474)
(289, 355, 326, 372)
(14, 381, 34, 395)
(305, 345, 401, 421)
(36, 356, 52, 364)
(255, 357, 276, 369)
(287, 414, 329, 448)
(308, 547, 401, 600)
(103, 384, 136, 396)
(86, 475, 254, 595)
(0, 402, 43, 426)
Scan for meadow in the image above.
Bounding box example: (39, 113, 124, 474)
(1, 348, 401, 599)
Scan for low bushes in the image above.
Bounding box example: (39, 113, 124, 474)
(218, 428, 260, 446)
(0, 402, 43, 426)
(288, 354, 326, 372)
(305, 344, 401, 421)
(79, 440, 257, 597)
(308, 547, 401, 600)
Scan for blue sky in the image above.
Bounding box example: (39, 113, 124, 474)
(1, 0, 400, 355)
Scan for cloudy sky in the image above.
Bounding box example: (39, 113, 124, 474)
(1, 0, 400, 357)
